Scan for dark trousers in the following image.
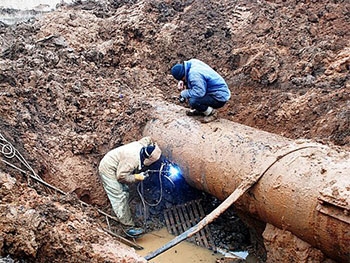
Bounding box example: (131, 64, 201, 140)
(188, 94, 227, 112)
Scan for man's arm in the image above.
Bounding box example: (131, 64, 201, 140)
(180, 72, 207, 98)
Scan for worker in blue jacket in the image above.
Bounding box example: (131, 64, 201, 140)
(171, 58, 231, 123)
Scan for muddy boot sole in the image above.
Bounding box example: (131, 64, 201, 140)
(186, 109, 204, 116)
(200, 111, 218, 123)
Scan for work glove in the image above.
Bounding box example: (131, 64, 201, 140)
(134, 172, 146, 181)
(178, 95, 186, 103)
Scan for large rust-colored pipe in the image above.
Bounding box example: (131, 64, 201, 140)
(143, 102, 349, 262)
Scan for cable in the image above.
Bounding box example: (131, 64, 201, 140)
(137, 162, 169, 227)
(137, 162, 165, 207)
(0, 132, 42, 180)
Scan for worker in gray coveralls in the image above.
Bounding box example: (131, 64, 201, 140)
(98, 136, 162, 237)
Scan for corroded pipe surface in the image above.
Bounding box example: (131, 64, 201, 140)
(143, 102, 349, 262)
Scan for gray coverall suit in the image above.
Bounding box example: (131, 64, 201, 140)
(98, 136, 153, 226)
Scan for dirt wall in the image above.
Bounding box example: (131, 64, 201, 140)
(0, 0, 349, 262)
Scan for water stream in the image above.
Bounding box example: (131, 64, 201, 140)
(136, 228, 222, 263)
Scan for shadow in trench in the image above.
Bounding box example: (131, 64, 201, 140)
(128, 162, 260, 261)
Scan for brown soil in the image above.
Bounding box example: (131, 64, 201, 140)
(0, 0, 349, 262)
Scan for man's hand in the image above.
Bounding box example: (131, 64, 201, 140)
(177, 80, 184, 91)
(135, 172, 146, 181)
(178, 95, 186, 103)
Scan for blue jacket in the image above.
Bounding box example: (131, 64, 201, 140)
(180, 59, 231, 102)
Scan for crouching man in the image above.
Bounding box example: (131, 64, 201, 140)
(98, 136, 162, 238)
(171, 58, 231, 123)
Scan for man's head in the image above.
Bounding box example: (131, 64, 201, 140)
(171, 63, 185, 80)
(141, 144, 162, 166)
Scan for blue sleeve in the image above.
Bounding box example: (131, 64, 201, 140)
(181, 72, 207, 98)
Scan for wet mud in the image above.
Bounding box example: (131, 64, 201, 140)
(0, 0, 349, 262)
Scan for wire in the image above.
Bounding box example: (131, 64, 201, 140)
(137, 162, 165, 207)
(162, 175, 175, 188)
(137, 162, 167, 227)
(0, 132, 42, 181)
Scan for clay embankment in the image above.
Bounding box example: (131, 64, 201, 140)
(1, 0, 349, 262)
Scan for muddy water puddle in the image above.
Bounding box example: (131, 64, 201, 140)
(136, 228, 221, 263)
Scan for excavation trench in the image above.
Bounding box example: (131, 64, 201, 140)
(142, 101, 349, 263)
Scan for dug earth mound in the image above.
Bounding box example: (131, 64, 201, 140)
(0, 0, 349, 262)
